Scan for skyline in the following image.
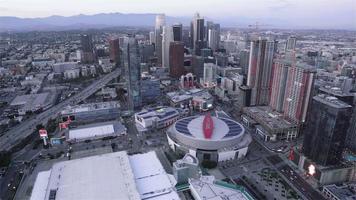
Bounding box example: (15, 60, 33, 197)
(0, 0, 355, 30)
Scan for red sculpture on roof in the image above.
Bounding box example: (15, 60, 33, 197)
(203, 113, 214, 139)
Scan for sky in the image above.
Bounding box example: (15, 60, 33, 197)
(0, 0, 355, 29)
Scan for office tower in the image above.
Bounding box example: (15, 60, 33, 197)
(285, 36, 297, 51)
(302, 95, 352, 166)
(169, 41, 185, 78)
(202, 63, 217, 87)
(207, 21, 220, 51)
(155, 14, 166, 66)
(141, 78, 160, 104)
(172, 23, 183, 42)
(247, 39, 277, 106)
(149, 31, 155, 44)
(192, 13, 206, 55)
(192, 56, 204, 80)
(239, 49, 250, 76)
(139, 43, 155, 63)
(162, 26, 174, 68)
(346, 106, 356, 153)
(124, 38, 142, 110)
(80, 34, 96, 64)
(109, 38, 120, 65)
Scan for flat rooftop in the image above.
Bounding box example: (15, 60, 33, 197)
(189, 176, 254, 200)
(324, 183, 356, 200)
(30, 151, 179, 200)
(167, 89, 212, 103)
(67, 121, 126, 141)
(10, 92, 50, 109)
(61, 101, 120, 115)
(136, 106, 179, 121)
(314, 94, 352, 109)
(243, 106, 297, 131)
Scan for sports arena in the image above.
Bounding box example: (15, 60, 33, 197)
(167, 113, 252, 163)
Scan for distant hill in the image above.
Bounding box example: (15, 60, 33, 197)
(0, 13, 192, 32)
(0, 12, 354, 32)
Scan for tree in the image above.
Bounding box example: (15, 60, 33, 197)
(0, 151, 11, 167)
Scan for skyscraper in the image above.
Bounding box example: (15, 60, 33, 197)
(169, 41, 185, 78)
(247, 39, 277, 106)
(283, 62, 315, 124)
(172, 23, 183, 42)
(346, 106, 356, 153)
(269, 59, 316, 124)
(285, 36, 297, 51)
(239, 49, 250, 76)
(149, 31, 155, 44)
(109, 38, 120, 65)
(155, 14, 166, 66)
(162, 26, 174, 69)
(207, 21, 220, 51)
(80, 34, 96, 64)
(124, 38, 142, 110)
(192, 13, 206, 55)
(302, 95, 352, 166)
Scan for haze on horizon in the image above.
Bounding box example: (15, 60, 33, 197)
(0, 0, 355, 29)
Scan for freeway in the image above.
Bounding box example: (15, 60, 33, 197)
(0, 68, 121, 152)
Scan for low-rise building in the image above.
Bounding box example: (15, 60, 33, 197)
(10, 92, 55, 115)
(189, 176, 254, 200)
(66, 121, 127, 143)
(322, 183, 356, 200)
(135, 106, 180, 132)
(60, 101, 120, 124)
(242, 106, 298, 141)
(167, 89, 213, 111)
(30, 151, 179, 200)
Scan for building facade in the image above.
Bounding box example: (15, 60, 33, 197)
(302, 95, 352, 166)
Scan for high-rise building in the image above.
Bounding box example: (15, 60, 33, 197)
(285, 36, 297, 51)
(124, 38, 142, 110)
(202, 63, 217, 87)
(149, 31, 155, 44)
(162, 26, 174, 68)
(269, 60, 290, 113)
(155, 14, 166, 66)
(80, 34, 96, 64)
(239, 50, 250, 76)
(192, 13, 206, 55)
(269, 59, 316, 124)
(207, 21, 220, 51)
(346, 106, 356, 153)
(172, 23, 183, 42)
(109, 38, 120, 65)
(283, 63, 315, 124)
(302, 95, 352, 166)
(169, 41, 185, 78)
(247, 39, 277, 106)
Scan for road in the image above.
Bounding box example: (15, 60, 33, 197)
(0, 68, 121, 152)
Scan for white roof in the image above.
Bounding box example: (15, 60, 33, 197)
(30, 170, 51, 200)
(129, 152, 180, 200)
(69, 124, 115, 140)
(44, 151, 140, 200)
(189, 176, 252, 200)
(30, 151, 180, 200)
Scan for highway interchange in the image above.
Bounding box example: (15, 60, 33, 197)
(0, 68, 121, 152)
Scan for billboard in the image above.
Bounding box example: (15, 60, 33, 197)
(39, 129, 48, 138)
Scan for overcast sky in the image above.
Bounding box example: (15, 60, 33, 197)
(0, 0, 355, 29)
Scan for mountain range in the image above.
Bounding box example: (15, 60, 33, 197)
(0, 13, 192, 32)
(0, 12, 354, 32)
